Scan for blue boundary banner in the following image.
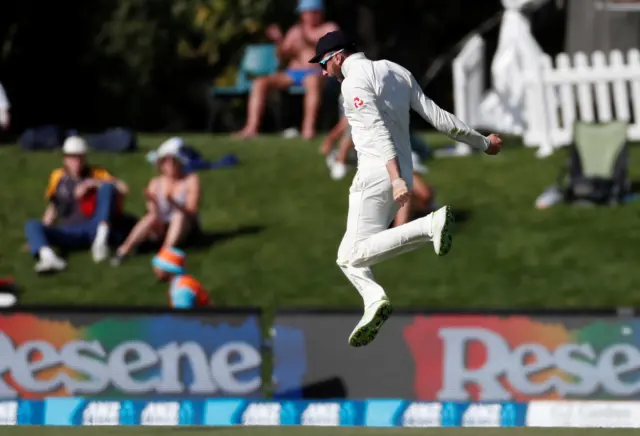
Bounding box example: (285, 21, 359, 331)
(7, 398, 640, 427)
(2, 399, 529, 426)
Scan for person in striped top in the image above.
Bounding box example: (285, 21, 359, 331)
(151, 246, 210, 309)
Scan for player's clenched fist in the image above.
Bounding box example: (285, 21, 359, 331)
(485, 134, 503, 155)
(392, 178, 410, 206)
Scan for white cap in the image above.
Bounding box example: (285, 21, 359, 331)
(62, 136, 88, 155)
(156, 137, 186, 164)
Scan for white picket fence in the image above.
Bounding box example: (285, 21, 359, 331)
(524, 48, 640, 156)
(453, 36, 640, 157)
(453, 35, 485, 131)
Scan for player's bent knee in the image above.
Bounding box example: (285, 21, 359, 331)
(350, 256, 367, 268)
(347, 244, 369, 268)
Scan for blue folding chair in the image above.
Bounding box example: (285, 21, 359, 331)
(212, 44, 280, 97)
(208, 44, 281, 131)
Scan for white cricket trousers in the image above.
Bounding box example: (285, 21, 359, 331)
(336, 166, 434, 308)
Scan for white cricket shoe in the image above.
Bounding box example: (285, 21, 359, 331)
(35, 251, 67, 273)
(430, 205, 453, 256)
(348, 298, 393, 348)
(91, 224, 110, 263)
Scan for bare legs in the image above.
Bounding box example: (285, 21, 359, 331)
(115, 211, 193, 258)
(163, 211, 193, 248)
(234, 73, 293, 139)
(116, 213, 164, 257)
(234, 72, 324, 140)
(301, 74, 322, 140)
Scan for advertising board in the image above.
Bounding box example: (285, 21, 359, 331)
(273, 311, 639, 401)
(0, 309, 264, 399)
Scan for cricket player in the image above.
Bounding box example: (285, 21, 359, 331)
(309, 31, 502, 347)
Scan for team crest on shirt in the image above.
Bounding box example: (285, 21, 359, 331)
(353, 97, 364, 109)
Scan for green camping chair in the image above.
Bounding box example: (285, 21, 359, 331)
(559, 121, 631, 205)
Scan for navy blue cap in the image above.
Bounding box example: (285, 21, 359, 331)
(309, 30, 356, 64)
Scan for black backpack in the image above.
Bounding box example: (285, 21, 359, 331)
(559, 121, 631, 205)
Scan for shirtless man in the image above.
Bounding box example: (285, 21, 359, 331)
(234, 0, 338, 140)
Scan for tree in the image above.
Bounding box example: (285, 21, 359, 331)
(174, 0, 270, 79)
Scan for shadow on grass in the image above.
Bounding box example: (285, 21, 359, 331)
(274, 377, 348, 399)
(133, 225, 266, 254)
(189, 225, 266, 251)
(452, 208, 472, 231)
(627, 181, 640, 193)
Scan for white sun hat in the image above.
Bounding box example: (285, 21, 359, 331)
(147, 137, 187, 165)
(62, 136, 88, 155)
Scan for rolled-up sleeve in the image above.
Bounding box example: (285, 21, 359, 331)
(341, 78, 397, 162)
(410, 76, 489, 151)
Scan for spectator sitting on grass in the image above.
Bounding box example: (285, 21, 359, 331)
(111, 138, 201, 265)
(152, 246, 210, 308)
(24, 136, 129, 273)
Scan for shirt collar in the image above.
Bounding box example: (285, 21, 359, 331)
(341, 52, 367, 78)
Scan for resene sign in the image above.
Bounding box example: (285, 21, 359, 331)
(273, 312, 640, 401)
(405, 315, 640, 401)
(0, 311, 264, 399)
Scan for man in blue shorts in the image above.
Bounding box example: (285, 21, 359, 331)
(234, 0, 339, 140)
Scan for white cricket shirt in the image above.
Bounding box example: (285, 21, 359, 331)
(340, 53, 490, 175)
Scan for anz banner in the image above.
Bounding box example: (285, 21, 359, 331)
(0, 309, 264, 400)
(4, 398, 640, 427)
(272, 311, 640, 401)
(0, 399, 529, 426)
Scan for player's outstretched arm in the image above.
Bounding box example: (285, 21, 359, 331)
(410, 76, 502, 154)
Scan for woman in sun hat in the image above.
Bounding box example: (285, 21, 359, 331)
(112, 137, 202, 265)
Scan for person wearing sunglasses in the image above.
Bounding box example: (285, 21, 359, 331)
(309, 30, 503, 348)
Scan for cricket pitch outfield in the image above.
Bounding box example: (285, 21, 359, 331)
(2, 428, 639, 436)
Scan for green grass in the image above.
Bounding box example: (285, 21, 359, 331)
(2, 428, 639, 436)
(2, 133, 640, 309)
